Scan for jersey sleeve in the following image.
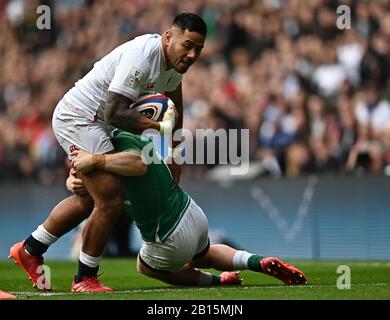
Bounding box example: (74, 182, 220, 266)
(165, 72, 183, 92)
(108, 50, 150, 100)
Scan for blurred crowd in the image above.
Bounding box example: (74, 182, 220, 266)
(1, 0, 390, 184)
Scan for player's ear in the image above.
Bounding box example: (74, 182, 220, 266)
(163, 29, 173, 45)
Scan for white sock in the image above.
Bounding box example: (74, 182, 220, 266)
(197, 271, 214, 286)
(232, 250, 252, 270)
(31, 224, 58, 246)
(79, 251, 102, 268)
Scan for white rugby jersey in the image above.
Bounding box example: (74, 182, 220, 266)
(62, 34, 182, 122)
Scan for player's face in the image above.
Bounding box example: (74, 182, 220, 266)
(164, 28, 205, 73)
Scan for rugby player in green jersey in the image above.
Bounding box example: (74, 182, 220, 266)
(69, 130, 308, 287)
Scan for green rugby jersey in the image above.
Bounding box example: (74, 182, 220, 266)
(111, 130, 190, 243)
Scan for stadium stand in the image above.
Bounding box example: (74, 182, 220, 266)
(1, 0, 389, 183)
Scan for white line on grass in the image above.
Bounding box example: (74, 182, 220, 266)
(11, 283, 387, 297)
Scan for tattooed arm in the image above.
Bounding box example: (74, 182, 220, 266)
(105, 92, 160, 134)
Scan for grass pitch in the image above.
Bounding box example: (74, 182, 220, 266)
(0, 259, 389, 300)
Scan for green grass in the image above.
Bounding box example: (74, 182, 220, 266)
(1, 259, 389, 300)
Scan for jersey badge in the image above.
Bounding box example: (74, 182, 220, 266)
(124, 67, 144, 89)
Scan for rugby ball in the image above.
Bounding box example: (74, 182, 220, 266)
(131, 93, 174, 121)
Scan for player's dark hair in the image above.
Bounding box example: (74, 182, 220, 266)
(172, 13, 207, 37)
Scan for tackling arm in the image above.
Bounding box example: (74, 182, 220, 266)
(72, 149, 147, 176)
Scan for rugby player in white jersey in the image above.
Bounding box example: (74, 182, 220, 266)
(9, 13, 207, 292)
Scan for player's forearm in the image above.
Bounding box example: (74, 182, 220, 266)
(105, 91, 160, 134)
(92, 152, 147, 176)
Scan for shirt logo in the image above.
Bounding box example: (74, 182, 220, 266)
(124, 67, 144, 89)
(143, 82, 156, 91)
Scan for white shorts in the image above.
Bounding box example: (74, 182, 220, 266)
(139, 198, 209, 272)
(52, 99, 114, 159)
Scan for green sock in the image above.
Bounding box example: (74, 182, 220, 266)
(248, 255, 264, 272)
(211, 274, 221, 286)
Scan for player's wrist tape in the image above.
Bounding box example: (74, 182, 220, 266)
(159, 120, 174, 135)
(92, 154, 106, 170)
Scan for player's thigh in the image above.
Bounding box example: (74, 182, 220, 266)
(78, 168, 124, 205)
(137, 257, 198, 285)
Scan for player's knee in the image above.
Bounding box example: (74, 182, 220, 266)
(137, 259, 151, 276)
(192, 251, 211, 268)
(95, 195, 124, 218)
(137, 263, 145, 275)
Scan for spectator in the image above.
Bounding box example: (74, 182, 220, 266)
(1, 0, 389, 180)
